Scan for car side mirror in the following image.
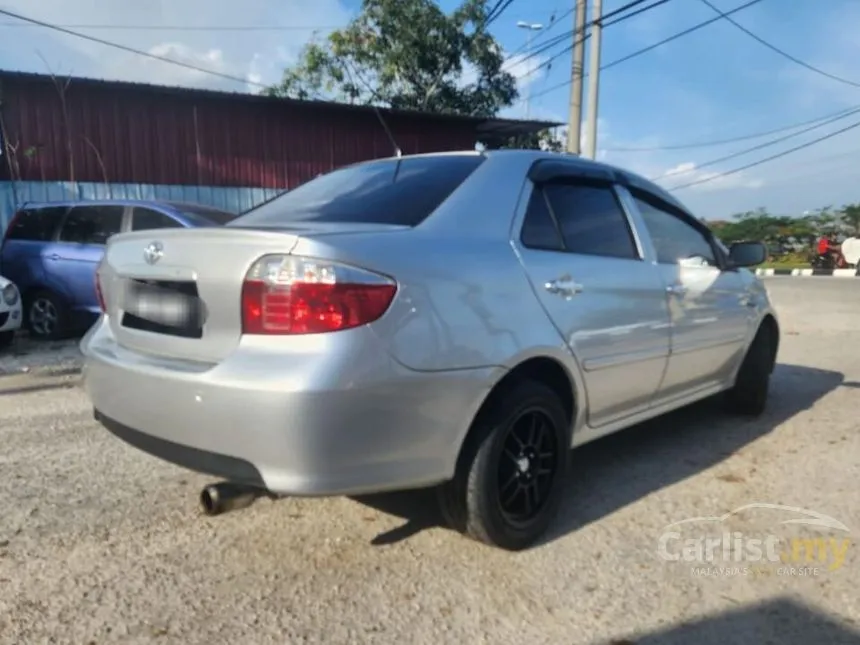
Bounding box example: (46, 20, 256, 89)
(728, 241, 767, 268)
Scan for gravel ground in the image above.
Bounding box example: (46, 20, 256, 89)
(0, 332, 83, 376)
(1, 278, 858, 644)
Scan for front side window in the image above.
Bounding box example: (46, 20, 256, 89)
(230, 155, 486, 228)
(59, 206, 124, 245)
(633, 195, 717, 267)
(4, 206, 68, 241)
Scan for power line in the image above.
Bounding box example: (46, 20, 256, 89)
(527, 0, 765, 104)
(510, 0, 672, 86)
(509, 0, 664, 70)
(0, 8, 267, 90)
(698, 0, 860, 89)
(762, 148, 860, 185)
(667, 117, 860, 191)
(540, 0, 674, 72)
(0, 22, 340, 31)
(485, 0, 519, 28)
(650, 106, 860, 181)
(605, 104, 860, 151)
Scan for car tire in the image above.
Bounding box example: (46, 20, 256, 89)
(724, 323, 774, 417)
(437, 379, 570, 551)
(0, 330, 14, 349)
(25, 290, 70, 341)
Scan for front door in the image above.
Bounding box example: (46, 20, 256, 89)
(629, 191, 750, 400)
(514, 179, 671, 428)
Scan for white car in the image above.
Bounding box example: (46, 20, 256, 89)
(0, 275, 22, 348)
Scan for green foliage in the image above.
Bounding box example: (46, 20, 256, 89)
(490, 128, 565, 151)
(706, 204, 860, 256)
(842, 203, 860, 234)
(266, 0, 518, 118)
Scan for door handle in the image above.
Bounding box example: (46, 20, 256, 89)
(545, 277, 583, 299)
(666, 283, 687, 297)
(47, 253, 60, 261)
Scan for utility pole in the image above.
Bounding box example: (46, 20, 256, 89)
(517, 21, 544, 118)
(566, 0, 587, 154)
(584, 0, 603, 159)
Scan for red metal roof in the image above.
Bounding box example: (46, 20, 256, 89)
(0, 70, 559, 189)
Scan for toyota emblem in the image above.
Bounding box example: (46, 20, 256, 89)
(143, 241, 164, 265)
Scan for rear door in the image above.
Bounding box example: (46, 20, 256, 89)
(55, 205, 124, 309)
(627, 189, 751, 399)
(514, 178, 671, 428)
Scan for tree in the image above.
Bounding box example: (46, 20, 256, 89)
(266, 0, 518, 118)
(489, 127, 565, 151)
(839, 203, 860, 235)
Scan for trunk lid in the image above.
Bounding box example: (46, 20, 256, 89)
(101, 228, 301, 363)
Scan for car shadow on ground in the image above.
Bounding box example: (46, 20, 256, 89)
(353, 363, 844, 547)
(599, 597, 860, 645)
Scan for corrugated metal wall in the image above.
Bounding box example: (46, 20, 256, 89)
(0, 180, 281, 231)
(0, 74, 478, 189)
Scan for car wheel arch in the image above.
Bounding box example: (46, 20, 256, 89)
(452, 355, 581, 476)
(758, 313, 779, 371)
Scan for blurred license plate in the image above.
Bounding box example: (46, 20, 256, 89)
(125, 282, 199, 328)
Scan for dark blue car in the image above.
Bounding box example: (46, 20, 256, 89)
(0, 199, 236, 339)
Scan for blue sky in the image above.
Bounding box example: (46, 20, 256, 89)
(1, 0, 859, 218)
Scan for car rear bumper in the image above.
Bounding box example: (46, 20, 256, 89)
(81, 319, 495, 496)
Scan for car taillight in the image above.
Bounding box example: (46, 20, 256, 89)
(3, 211, 20, 238)
(241, 255, 397, 335)
(95, 263, 106, 312)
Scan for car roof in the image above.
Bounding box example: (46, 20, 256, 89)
(346, 149, 691, 216)
(483, 149, 690, 215)
(17, 199, 231, 214)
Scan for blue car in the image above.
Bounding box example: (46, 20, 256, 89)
(0, 199, 236, 339)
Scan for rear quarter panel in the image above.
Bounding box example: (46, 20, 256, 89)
(291, 220, 576, 375)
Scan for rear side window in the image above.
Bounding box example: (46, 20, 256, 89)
(59, 205, 124, 245)
(230, 155, 486, 228)
(520, 190, 565, 251)
(4, 206, 68, 241)
(132, 207, 183, 231)
(521, 182, 639, 260)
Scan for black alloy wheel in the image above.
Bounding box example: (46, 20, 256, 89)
(437, 379, 570, 551)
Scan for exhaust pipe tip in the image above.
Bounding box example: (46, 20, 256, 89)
(200, 482, 262, 516)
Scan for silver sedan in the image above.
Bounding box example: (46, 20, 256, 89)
(81, 150, 779, 550)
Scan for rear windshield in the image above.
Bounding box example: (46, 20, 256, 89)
(229, 155, 486, 228)
(168, 204, 237, 226)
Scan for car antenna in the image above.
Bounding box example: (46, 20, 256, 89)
(342, 60, 402, 158)
(373, 105, 402, 158)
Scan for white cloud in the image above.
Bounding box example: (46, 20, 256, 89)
(656, 161, 764, 192)
(597, 121, 860, 218)
(462, 49, 549, 119)
(503, 51, 545, 90)
(0, 0, 353, 91)
(114, 42, 240, 90)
